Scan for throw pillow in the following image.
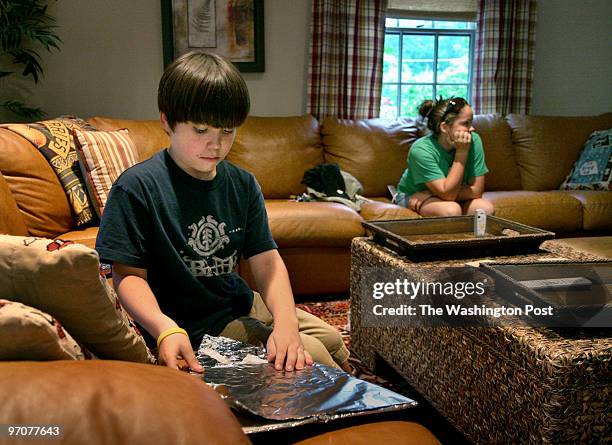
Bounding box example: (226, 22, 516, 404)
(0, 299, 94, 361)
(73, 128, 139, 217)
(0, 235, 155, 363)
(0, 117, 98, 227)
(560, 128, 612, 191)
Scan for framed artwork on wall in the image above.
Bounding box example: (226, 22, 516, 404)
(161, 0, 265, 72)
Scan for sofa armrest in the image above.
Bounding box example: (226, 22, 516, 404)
(0, 360, 250, 445)
(0, 172, 28, 236)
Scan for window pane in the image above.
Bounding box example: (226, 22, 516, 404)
(437, 35, 470, 83)
(383, 34, 400, 83)
(398, 19, 433, 29)
(433, 21, 469, 29)
(401, 34, 434, 83)
(380, 84, 399, 120)
(400, 85, 433, 117)
(436, 84, 468, 100)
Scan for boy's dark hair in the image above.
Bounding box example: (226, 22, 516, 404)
(158, 51, 250, 130)
(418, 96, 469, 136)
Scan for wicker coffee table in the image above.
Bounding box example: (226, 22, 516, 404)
(350, 237, 611, 444)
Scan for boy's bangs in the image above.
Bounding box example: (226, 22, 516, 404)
(186, 79, 249, 129)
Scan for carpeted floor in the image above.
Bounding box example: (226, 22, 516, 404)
(296, 299, 408, 390)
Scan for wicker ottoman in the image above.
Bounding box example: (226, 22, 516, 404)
(350, 237, 611, 444)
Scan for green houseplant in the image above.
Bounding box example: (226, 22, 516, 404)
(0, 0, 61, 120)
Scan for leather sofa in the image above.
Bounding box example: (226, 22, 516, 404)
(1, 113, 611, 296)
(0, 360, 440, 445)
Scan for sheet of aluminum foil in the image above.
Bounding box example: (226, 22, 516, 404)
(194, 335, 416, 430)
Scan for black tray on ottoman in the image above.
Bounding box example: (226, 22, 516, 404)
(363, 216, 555, 261)
(480, 261, 612, 327)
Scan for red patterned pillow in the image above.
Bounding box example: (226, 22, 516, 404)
(73, 128, 139, 217)
(0, 235, 155, 363)
(0, 299, 94, 360)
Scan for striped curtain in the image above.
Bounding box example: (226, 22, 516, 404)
(307, 0, 386, 120)
(473, 0, 537, 114)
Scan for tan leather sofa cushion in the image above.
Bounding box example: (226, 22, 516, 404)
(87, 117, 170, 162)
(321, 117, 419, 197)
(0, 361, 250, 445)
(293, 421, 440, 445)
(228, 115, 324, 198)
(265, 200, 364, 247)
(484, 191, 583, 233)
(240, 247, 351, 295)
(0, 128, 74, 237)
(0, 172, 28, 236)
(563, 190, 612, 231)
(360, 198, 420, 221)
(473, 114, 521, 191)
(60, 226, 99, 248)
(507, 113, 612, 191)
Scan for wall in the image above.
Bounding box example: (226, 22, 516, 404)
(531, 0, 612, 116)
(16, 0, 311, 121)
(3, 0, 610, 121)
(28, 0, 165, 120)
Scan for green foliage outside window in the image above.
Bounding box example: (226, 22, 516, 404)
(380, 19, 474, 120)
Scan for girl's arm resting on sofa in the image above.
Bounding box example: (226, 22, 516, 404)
(456, 175, 485, 201)
(112, 263, 203, 372)
(248, 249, 313, 372)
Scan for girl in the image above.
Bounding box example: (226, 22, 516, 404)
(396, 97, 494, 216)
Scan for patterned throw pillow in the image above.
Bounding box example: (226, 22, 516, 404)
(0, 299, 94, 361)
(0, 235, 155, 363)
(73, 128, 139, 217)
(0, 117, 98, 226)
(560, 128, 612, 191)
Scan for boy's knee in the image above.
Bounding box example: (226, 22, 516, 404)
(316, 326, 345, 355)
(299, 334, 339, 369)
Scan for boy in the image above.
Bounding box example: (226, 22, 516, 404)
(96, 51, 350, 373)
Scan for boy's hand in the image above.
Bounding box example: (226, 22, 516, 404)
(266, 325, 314, 371)
(451, 129, 472, 153)
(158, 333, 204, 374)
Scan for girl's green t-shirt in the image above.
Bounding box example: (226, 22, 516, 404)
(397, 132, 489, 196)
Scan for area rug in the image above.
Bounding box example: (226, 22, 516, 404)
(296, 299, 393, 387)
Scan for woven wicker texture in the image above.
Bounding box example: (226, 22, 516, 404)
(350, 238, 611, 444)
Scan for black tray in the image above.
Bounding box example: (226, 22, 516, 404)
(362, 215, 555, 261)
(480, 261, 612, 327)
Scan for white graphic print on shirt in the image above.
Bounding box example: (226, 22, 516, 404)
(182, 215, 238, 277)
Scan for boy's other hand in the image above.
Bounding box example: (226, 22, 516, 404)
(266, 326, 314, 372)
(158, 334, 204, 374)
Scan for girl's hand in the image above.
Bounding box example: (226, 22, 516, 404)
(451, 130, 472, 153)
(408, 189, 433, 213)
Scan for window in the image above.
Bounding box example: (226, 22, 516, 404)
(380, 19, 476, 119)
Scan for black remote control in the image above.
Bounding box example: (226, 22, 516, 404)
(519, 277, 592, 291)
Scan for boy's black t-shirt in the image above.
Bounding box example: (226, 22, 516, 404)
(95, 149, 277, 347)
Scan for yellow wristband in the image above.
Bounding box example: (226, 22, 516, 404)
(156, 327, 188, 349)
